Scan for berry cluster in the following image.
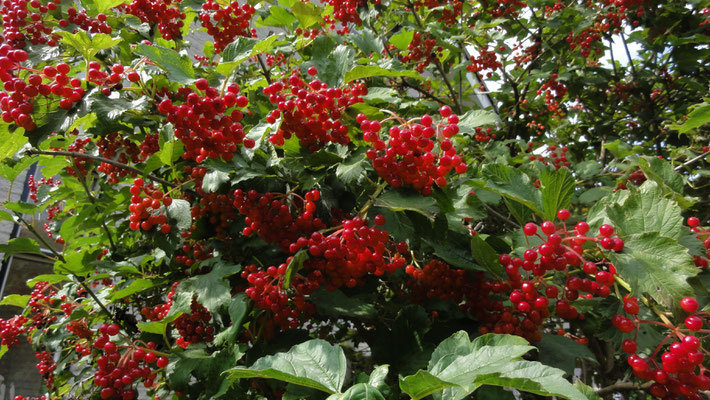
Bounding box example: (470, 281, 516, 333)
(122, 0, 185, 40)
(0, 315, 28, 347)
(320, 0, 367, 26)
(359, 105, 467, 195)
(466, 47, 502, 79)
(687, 217, 710, 269)
(92, 325, 167, 400)
(297, 215, 408, 289)
(525, 143, 571, 169)
(63, 7, 112, 34)
(141, 282, 179, 321)
(174, 298, 214, 348)
(614, 296, 710, 399)
(158, 81, 251, 163)
(616, 169, 647, 191)
(34, 350, 56, 389)
(536, 74, 567, 116)
(97, 132, 159, 183)
(128, 177, 174, 233)
(405, 260, 487, 315)
(485, 0, 527, 17)
(397, 32, 442, 73)
(199, 0, 255, 53)
(243, 262, 317, 332)
(263, 70, 367, 151)
(415, 0, 462, 24)
(233, 189, 326, 253)
(190, 191, 239, 240)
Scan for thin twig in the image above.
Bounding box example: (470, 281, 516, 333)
(73, 168, 117, 252)
(25, 149, 175, 187)
(484, 204, 518, 227)
(675, 151, 710, 171)
(256, 54, 273, 85)
(596, 381, 652, 396)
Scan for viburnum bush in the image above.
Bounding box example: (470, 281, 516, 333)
(0, 0, 709, 399)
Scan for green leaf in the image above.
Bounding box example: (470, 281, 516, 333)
(55, 250, 93, 276)
(327, 383, 385, 400)
(110, 279, 155, 300)
(214, 294, 249, 345)
(0, 126, 27, 160)
(3, 201, 38, 214)
(179, 262, 239, 313)
(536, 334, 597, 376)
(636, 156, 693, 208)
(202, 170, 230, 193)
(226, 339, 347, 394)
(284, 249, 308, 289)
(607, 232, 698, 308)
(389, 30, 414, 50)
(336, 149, 367, 184)
(95, 0, 130, 13)
(290, 1, 322, 28)
(135, 44, 195, 83)
(0, 345, 7, 361)
(457, 110, 500, 134)
(573, 381, 603, 400)
(375, 190, 439, 219)
(401, 331, 586, 400)
(604, 181, 683, 239)
(367, 365, 389, 391)
(27, 274, 70, 288)
(344, 65, 421, 83)
(137, 321, 169, 335)
(468, 165, 543, 216)
(0, 237, 42, 259)
(56, 31, 122, 59)
(0, 294, 31, 308)
(470, 235, 505, 279)
(308, 288, 376, 318)
(167, 199, 192, 231)
(539, 166, 575, 221)
(578, 187, 613, 205)
(668, 101, 710, 133)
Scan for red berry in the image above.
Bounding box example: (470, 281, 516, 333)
(687, 217, 700, 227)
(523, 223, 537, 236)
(556, 209, 570, 220)
(681, 297, 699, 313)
(156, 356, 169, 368)
(599, 224, 614, 237)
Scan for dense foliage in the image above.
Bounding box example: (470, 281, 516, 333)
(1, 0, 710, 399)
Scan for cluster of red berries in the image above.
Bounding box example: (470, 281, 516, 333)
(616, 169, 647, 191)
(466, 47, 502, 79)
(537, 74, 567, 116)
(189, 191, 239, 240)
(0, 53, 84, 130)
(405, 260, 485, 307)
(398, 32, 442, 73)
(479, 213, 623, 342)
(174, 298, 214, 348)
(320, 0, 367, 26)
(485, 0, 527, 17)
(0, 315, 29, 347)
(687, 217, 710, 269)
(263, 70, 367, 151)
(97, 132, 159, 183)
(415, 0, 462, 24)
(526, 143, 571, 169)
(199, 0, 255, 53)
(158, 80, 252, 163)
(614, 296, 710, 399)
(243, 262, 318, 332)
(473, 126, 497, 142)
(297, 215, 408, 289)
(34, 350, 56, 389)
(122, 0, 185, 40)
(27, 281, 63, 331)
(359, 105, 467, 195)
(128, 177, 174, 233)
(566, 25, 605, 59)
(27, 175, 60, 202)
(0, 0, 61, 49)
(63, 7, 112, 34)
(142, 282, 179, 321)
(92, 324, 167, 400)
(233, 189, 326, 253)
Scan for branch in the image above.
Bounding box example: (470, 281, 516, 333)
(675, 150, 710, 171)
(25, 149, 175, 188)
(596, 381, 652, 396)
(255, 54, 273, 85)
(73, 167, 117, 252)
(484, 204, 518, 228)
(406, 1, 463, 114)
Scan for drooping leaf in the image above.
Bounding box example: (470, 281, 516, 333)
(468, 165, 543, 216)
(470, 235, 505, 279)
(226, 339, 347, 394)
(668, 100, 710, 133)
(389, 30, 415, 50)
(290, 1, 322, 28)
(178, 262, 240, 312)
(166, 199, 192, 231)
(603, 181, 683, 239)
(539, 166, 575, 221)
(214, 294, 249, 345)
(536, 334, 598, 376)
(326, 383, 386, 400)
(0, 294, 31, 308)
(308, 288, 376, 318)
(457, 110, 500, 135)
(336, 149, 367, 184)
(135, 44, 195, 83)
(109, 279, 155, 300)
(344, 65, 421, 83)
(607, 232, 698, 308)
(375, 190, 439, 219)
(0, 237, 42, 259)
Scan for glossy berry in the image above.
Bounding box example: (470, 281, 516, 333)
(681, 297, 699, 313)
